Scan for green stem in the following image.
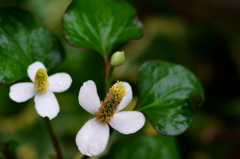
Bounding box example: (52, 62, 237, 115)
(106, 66, 114, 87)
(80, 155, 90, 159)
(104, 57, 111, 93)
(44, 117, 64, 159)
(104, 58, 115, 93)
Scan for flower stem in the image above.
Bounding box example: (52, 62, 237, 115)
(44, 117, 64, 159)
(106, 66, 114, 88)
(80, 155, 90, 159)
(104, 57, 110, 93)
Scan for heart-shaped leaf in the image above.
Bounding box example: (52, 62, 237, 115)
(137, 60, 204, 136)
(0, 7, 65, 84)
(101, 134, 180, 159)
(62, 0, 143, 57)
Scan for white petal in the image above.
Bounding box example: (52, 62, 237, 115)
(78, 80, 100, 115)
(34, 91, 59, 120)
(109, 111, 145, 134)
(117, 82, 133, 111)
(76, 118, 109, 156)
(9, 82, 35, 102)
(27, 61, 46, 82)
(48, 73, 72, 92)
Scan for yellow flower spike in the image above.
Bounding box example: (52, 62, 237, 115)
(34, 68, 49, 94)
(96, 81, 126, 123)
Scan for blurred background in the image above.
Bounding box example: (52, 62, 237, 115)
(0, 0, 240, 158)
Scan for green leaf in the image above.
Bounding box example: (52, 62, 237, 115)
(0, 7, 65, 84)
(62, 0, 143, 57)
(6, 141, 18, 159)
(137, 60, 204, 136)
(101, 134, 180, 159)
(0, 140, 18, 159)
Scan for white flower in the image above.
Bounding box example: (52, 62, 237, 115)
(76, 80, 145, 156)
(9, 61, 72, 120)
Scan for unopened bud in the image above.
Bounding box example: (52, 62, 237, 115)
(110, 51, 125, 67)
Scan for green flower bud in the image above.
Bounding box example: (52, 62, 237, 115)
(110, 51, 125, 67)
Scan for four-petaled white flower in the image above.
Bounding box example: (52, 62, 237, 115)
(76, 80, 145, 156)
(9, 61, 72, 120)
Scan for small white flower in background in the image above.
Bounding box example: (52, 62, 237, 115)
(9, 61, 72, 120)
(76, 80, 145, 156)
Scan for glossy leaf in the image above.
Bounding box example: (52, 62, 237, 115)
(0, 7, 65, 84)
(62, 0, 143, 57)
(137, 60, 204, 136)
(101, 134, 180, 159)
